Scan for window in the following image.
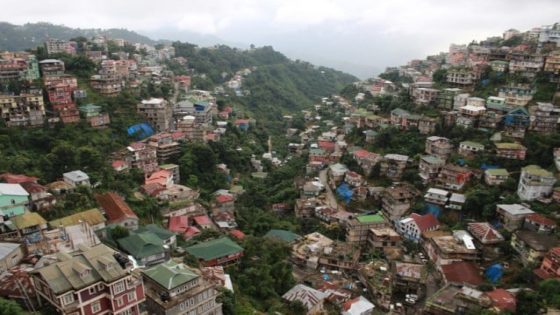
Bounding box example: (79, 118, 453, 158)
(180, 302, 186, 311)
(88, 287, 96, 295)
(113, 281, 125, 294)
(62, 293, 74, 305)
(91, 301, 101, 313)
(97, 284, 104, 291)
(127, 291, 136, 302)
(116, 297, 124, 307)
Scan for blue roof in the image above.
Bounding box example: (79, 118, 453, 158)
(127, 123, 154, 140)
(336, 183, 353, 205)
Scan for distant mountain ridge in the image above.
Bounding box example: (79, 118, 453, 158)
(0, 22, 156, 51)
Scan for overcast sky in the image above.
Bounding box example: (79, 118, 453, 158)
(2, 0, 559, 78)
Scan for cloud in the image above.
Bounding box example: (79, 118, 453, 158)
(0, 0, 559, 77)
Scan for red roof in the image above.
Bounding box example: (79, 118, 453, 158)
(235, 119, 249, 125)
(0, 173, 38, 184)
(112, 160, 127, 168)
(411, 213, 440, 232)
(19, 181, 47, 194)
(486, 289, 516, 312)
(171, 131, 186, 141)
(318, 140, 335, 151)
(216, 194, 234, 204)
(184, 226, 201, 238)
(145, 170, 172, 186)
(467, 222, 504, 244)
(141, 183, 166, 196)
(193, 215, 212, 226)
(441, 261, 484, 286)
(95, 192, 138, 223)
(223, 106, 233, 113)
(168, 215, 189, 233)
(526, 213, 556, 227)
(230, 229, 245, 240)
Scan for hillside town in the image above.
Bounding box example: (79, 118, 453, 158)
(0, 16, 559, 315)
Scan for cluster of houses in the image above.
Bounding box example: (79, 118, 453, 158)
(275, 22, 560, 310)
(0, 164, 247, 314)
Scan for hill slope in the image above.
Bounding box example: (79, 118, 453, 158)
(0, 22, 155, 50)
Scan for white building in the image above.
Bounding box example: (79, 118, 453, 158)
(517, 165, 556, 201)
(63, 170, 91, 188)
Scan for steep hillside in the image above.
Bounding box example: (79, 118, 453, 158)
(0, 22, 155, 50)
(172, 42, 357, 123)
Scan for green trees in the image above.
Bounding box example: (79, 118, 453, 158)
(432, 69, 448, 85)
(0, 298, 24, 315)
(233, 236, 295, 310)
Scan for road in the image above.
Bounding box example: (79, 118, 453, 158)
(319, 168, 340, 210)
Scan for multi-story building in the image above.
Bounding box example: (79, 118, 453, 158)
(344, 213, 388, 245)
(436, 164, 471, 191)
(458, 141, 484, 157)
(424, 232, 479, 267)
(138, 98, 173, 132)
(142, 260, 223, 315)
(175, 100, 213, 125)
(489, 60, 509, 72)
(398, 213, 440, 242)
(447, 44, 468, 65)
(176, 115, 205, 141)
(425, 136, 453, 160)
(44, 38, 76, 55)
(446, 68, 479, 87)
(79, 103, 111, 128)
(424, 188, 449, 206)
(534, 247, 560, 280)
(498, 84, 535, 106)
(517, 165, 557, 200)
(147, 133, 181, 163)
(0, 93, 45, 127)
(484, 168, 510, 186)
(531, 102, 560, 133)
(126, 142, 159, 175)
(511, 230, 559, 265)
(381, 185, 419, 222)
(31, 244, 145, 315)
(437, 88, 463, 109)
(509, 55, 544, 78)
(496, 204, 535, 231)
(39, 59, 65, 76)
(495, 142, 527, 160)
(544, 50, 560, 75)
(412, 88, 439, 106)
(419, 155, 445, 183)
(380, 154, 409, 180)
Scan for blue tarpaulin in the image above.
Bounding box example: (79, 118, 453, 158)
(425, 203, 442, 218)
(336, 183, 353, 205)
(485, 263, 503, 283)
(481, 164, 500, 171)
(127, 123, 154, 140)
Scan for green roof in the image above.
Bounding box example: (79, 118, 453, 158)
(422, 155, 445, 165)
(137, 224, 175, 240)
(264, 229, 301, 243)
(50, 208, 106, 228)
(117, 231, 164, 259)
(251, 172, 268, 179)
(356, 214, 385, 224)
(13, 212, 46, 229)
(485, 168, 509, 176)
(460, 141, 484, 149)
(523, 165, 554, 178)
(143, 260, 199, 290)
(495, 142, 526, 150)
(185, 237, 243, 261)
